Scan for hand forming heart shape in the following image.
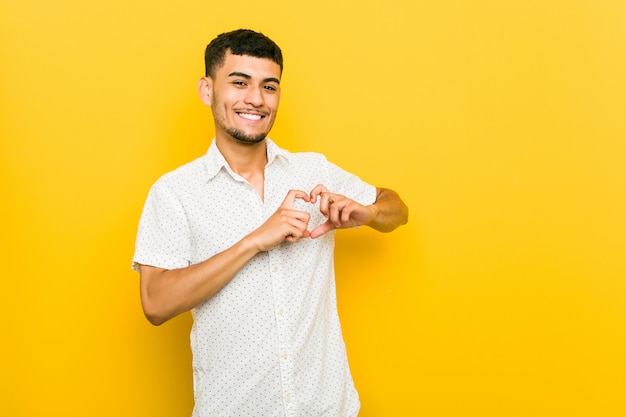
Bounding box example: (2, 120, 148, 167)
(281, 184, 370, 239)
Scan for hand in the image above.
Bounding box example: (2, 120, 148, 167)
(248, 189, 312, 251)
(308, 184, 376, 239)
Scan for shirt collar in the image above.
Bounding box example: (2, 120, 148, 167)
(203, 137, 290, 181)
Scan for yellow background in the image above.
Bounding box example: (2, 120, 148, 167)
(2, 1, 625, 416)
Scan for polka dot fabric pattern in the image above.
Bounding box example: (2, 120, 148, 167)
(133, 138, 376, 417)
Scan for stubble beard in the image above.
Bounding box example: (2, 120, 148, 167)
(213, 107, 270, 145)
(224, 126, 268, 144)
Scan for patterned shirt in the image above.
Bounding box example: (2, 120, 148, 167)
(133, 138, 377, 417)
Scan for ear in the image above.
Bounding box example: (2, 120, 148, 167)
(198, 77, 213, 106)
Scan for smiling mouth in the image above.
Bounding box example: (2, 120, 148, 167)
(237, 111, 266, 121)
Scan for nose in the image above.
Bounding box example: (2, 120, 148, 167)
(244, 86, 264, 107)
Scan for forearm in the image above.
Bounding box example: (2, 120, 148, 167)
(366, 188, 409, 233)
(139, 190, 312, 325)
(139, 236, 260, 325)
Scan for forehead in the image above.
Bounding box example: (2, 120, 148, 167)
(216, 52, 282, 81)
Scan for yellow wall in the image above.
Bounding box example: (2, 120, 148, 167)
(2, 1, 625, 416)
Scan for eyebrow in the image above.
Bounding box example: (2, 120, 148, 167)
(228, 71, 280, 85)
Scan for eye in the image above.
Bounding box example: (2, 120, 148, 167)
(232, 80, 247, 87)
(263, 84, 278, 92)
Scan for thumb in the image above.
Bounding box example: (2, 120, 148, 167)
(309, 220, 336, 239)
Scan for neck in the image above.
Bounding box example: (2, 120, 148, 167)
(215, 136, 267, 200)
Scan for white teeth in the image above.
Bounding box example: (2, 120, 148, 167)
(239, 113, 262, 121)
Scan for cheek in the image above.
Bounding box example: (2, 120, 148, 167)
(211, 105, 231, 128)
(212, 95, 236, 121)
(266, 96, 280, 115)
(212, 88, 238, 107)
(270, 94, 280, 108)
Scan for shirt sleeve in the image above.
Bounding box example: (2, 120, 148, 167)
(132, 182, 192, 272)
(324, 158, 377, 206)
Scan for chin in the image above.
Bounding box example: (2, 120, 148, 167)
(228, 128, 268, 144)
(236, 137, 266, 145)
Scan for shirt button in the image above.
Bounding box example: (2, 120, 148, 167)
(278, 308, 284, 315)
(282, 352, 288, 360)
(272, 265, 279, 273)
(285, 395, 292, 404)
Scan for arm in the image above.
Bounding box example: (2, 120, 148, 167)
(139, 190, 312, 326)
(367, 187, 409, 232)
(309, 186, 408, 238)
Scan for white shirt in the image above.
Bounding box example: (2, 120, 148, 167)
(133, 138, 377, 417)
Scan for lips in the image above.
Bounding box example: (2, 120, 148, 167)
(237, 111, 267, 121)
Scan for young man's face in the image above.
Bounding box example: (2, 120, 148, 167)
(203, 51, 281, 144)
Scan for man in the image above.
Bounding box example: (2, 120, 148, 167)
(133, 29, 408, 417)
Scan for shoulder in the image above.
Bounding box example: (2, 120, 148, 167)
(285, 150, 331, 168)
(152, 155, 208, 191)
(267, 138, 330, 167)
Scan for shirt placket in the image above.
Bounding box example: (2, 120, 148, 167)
(268, 247, 299, 416)
(264, 160, 298, 416)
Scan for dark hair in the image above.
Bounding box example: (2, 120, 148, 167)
(204, 29, 283, 78)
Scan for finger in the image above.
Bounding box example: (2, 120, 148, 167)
(323, 193, 351, 223)
(285, 218, 311, 242)
(309, 220, 335, 239)
(327, 198, 349, 228)
(280, 189, 310, 209)
(288, 210, 311, 229)
(286, 228, 311, 242)
(284, 209, 311, 233)
(318, 191, 338, 217)
(339, 201, 357, 224)
(309, 184, 329, 204)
